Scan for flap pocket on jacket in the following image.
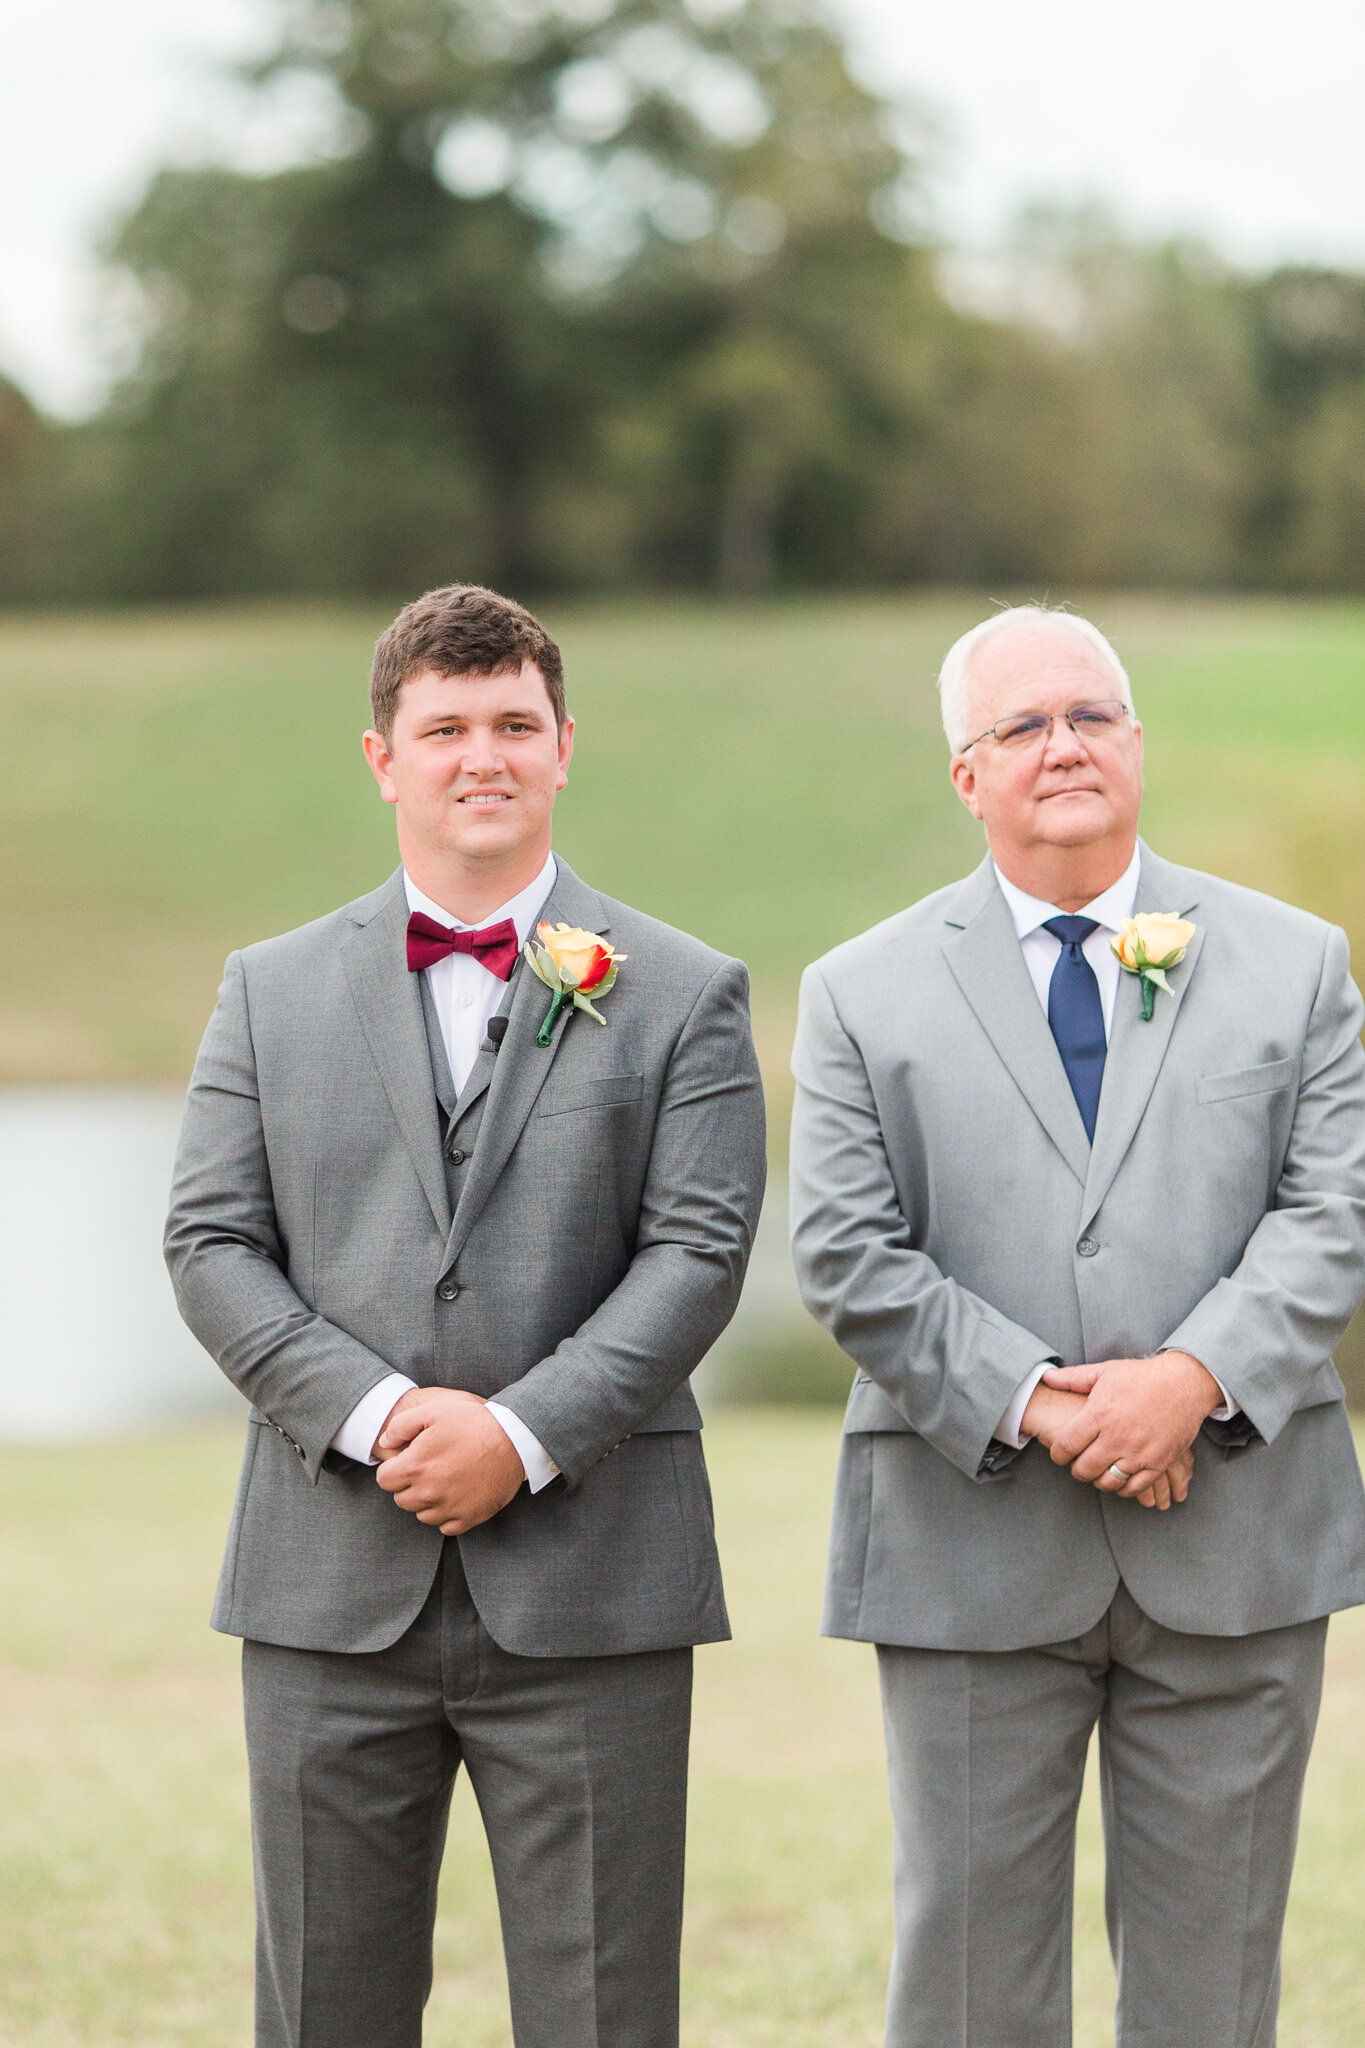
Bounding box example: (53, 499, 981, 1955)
(1197, 1057, 1295, 1104)
(536, 1072, 645, 1116)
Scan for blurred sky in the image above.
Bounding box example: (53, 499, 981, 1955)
(4, 0, 1364, 417)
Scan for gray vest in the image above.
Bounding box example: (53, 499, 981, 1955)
(419, 969, 520, 1396)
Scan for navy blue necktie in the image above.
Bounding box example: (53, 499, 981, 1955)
(1042, 916, 1106, 1141)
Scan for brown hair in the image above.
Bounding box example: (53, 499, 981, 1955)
(369, 584, 567, 738)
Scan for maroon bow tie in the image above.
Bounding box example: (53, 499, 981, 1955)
(406, 912, 520, 981)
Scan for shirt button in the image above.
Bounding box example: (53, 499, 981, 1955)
(1077, 1237, 1099, 1258)
(447, 1146, 465, 1165)
(437, 1282, 461, 1301)
(458, 993, 474, 1008)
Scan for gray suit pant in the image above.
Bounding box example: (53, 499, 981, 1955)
(242, 1542, 692, 2048)
(877, 1583, 1327, 2048)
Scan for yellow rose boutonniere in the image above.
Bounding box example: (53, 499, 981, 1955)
(1112, 913, 1196, 1020)
(526, 923, 627, 1045)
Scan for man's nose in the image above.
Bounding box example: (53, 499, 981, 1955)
(1042, 715, 1087, 766)
(459, 729, 502, 773)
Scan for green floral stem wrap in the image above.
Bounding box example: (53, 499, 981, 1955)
(535, 988, 572, 1047)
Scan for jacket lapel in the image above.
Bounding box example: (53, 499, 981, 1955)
(417, 970, 457, 1117)
(340, 871, 451, 1235)
(940, 857, 1092, 1187)
(1078, 842, 1203, 1232)
(443, 860, 611, 1267)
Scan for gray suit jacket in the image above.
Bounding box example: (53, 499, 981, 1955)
(790, 843, 1365, 1650)
(166, 861, 766, 1657)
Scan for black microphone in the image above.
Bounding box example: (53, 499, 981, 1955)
(485, 1017, 509, 1054)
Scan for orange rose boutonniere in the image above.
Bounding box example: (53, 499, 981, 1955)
(1111, 913, 1196, 1020)
(526, 924, 627, 1045)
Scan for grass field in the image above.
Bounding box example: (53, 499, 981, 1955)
(5, 592, 1365, 1115)
(1, 1411, 1363, 2048)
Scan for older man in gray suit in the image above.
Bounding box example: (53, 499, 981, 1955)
(790, 604, 1365, 2048)
(165, 584, 765, 2048)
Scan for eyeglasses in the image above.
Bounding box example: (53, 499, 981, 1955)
(962, 699, 1131, 753)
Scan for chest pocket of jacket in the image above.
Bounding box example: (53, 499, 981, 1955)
(1197, 1056, 1295, 1104)
(536, 1072, 644, 1117)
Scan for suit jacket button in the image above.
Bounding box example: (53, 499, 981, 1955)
(448, 1146, 465, 1165)
(438, 1282, 461, 1300)
(1077, 1236, 1099, 1258)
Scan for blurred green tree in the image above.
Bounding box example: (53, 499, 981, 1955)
(73, 0, 937, 597)
(886, 208, 1258, 589)
(1244, 267, 1365, 591)
(0, 375, 48, 599)
(13, 17, 1365, 602)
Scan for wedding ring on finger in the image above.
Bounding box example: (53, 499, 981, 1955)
(1108, 1464, 1129, 1480)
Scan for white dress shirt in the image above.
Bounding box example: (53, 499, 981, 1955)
(329, 855, 561, 1489)
(990, 849, 1234, 1446)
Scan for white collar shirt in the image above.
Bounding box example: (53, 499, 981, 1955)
(403, 852, 557, 1096)
(993, 846, 1141, 1043)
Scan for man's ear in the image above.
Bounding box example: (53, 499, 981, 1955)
(949, 752, 985, 822)
(363, 728, 398, 806)
(555, 714, 575, 793)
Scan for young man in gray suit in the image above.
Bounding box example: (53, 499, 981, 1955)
(165, 584, 766, 2048)
(790, 605, 1365, 2048)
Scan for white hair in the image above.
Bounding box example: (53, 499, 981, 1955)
(938, 605, 1134, 752)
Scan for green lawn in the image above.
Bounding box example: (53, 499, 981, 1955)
(0, 1412, 1362, 2047)
(5, 592, 1365, 1114)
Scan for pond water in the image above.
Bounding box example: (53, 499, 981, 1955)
(0, 1089, 241, 1439)
(0, 1089, 803, 1439)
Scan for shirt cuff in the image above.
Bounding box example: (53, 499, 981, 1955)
(486, 1402, 560, 1493)
(995, 1360, 1057, 1449)
(331, 1373, 417, 1465)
